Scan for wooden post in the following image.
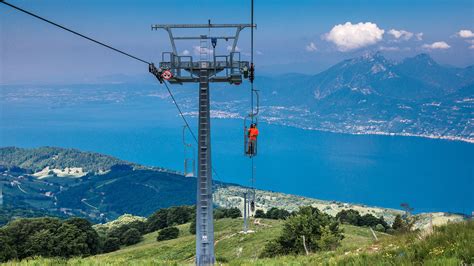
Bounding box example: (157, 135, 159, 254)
(302, 235, 309, 255)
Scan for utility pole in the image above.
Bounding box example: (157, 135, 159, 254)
(150, 22, 255, 266)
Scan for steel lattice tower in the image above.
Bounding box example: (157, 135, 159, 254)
(151, 22, 255, 265)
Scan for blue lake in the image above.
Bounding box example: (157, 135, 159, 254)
(1, 91, 473, 214)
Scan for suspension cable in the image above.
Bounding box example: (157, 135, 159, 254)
(1, 1, 151, 65)
(2, 0, 223, 182)
(163, 81, 222, 181)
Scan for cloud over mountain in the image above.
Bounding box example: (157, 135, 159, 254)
(324, 22, 384, 51)
(422, 41, 450, 50)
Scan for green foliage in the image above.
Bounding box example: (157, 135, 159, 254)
(253, 207, 291, 220)
(375, 224, 385, 232)
(0, 147, 132, 173)
(265, 207, 291, 220)
(391, 214, 417, 233)
(146, 206, 194, 233)
(0, 217, 99, 262)
(254, 209, 265, 218)
(338, 220, 474, 265)
(102, 237, 120, 253)
(157, 226, 179, 241)
(214, 207, 242, 219)
(0, 229, 16, 262)
(189, 218, 196, 235)
(336, 209, 390, 232)
(121, 228, 142, 246)
(261, 206, 343, 257)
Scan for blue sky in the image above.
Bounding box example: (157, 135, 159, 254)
(1, 0, 473, 83)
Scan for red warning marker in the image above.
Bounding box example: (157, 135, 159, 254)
(161, 70, 173, 80)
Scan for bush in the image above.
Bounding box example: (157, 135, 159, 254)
(0, 230, 16, 262)
(261, 206, 343, 257)
(254, 210, 265, 218)
(214, 207, 242, 219)
(336, 209, 361, 225)
(157, 227, 179, 241)
(189, 218, 196, 235)
(266, 207, 291, 220)
(102, 237, 120, 253)
(121, 228, 142, 246)
(146, 206, 194, 233)
(375, 224, 385, 232)
(336, 209, 390, 231)
(0, 217, 99, 262)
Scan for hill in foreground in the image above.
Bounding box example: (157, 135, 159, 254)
(4, 218, 472, 265)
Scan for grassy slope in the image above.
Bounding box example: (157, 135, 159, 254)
(5, 219, 472, 265)
(3, 218, 392, 265)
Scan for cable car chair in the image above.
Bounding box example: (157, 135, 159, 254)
(244, 89, 259, 157)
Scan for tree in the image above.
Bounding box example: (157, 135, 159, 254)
(261, 206, 343, 257)
(0, 230, 16, 262)
(360, 214, 382, 227)
(254, 209, 265, 218)
(265, 207, 291, 220)
(157, 227, 179, 241)
(53, 223, 90, 257)
(146, 209, 169, 233)
(189, 218, 196, 235)
(392, 214, 405, 232)
(102, 237, 120, 253)
(225, 207, 242, 219)
(121, 228, 142, 246)
(375, 224, 386, 232)
(336, 209, 361, 225)
(166, 206, 193, 226)
(64, 218, 100, 255)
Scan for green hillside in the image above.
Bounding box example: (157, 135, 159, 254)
(0, 146, 134, 173)
(3, 218, 472, 265)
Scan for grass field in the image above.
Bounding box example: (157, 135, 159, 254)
(3, 219, 472, 265)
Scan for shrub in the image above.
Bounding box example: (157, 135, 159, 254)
(214, 207, 242, 219)
(261, 206, 343, 257)
(254, 210, 265, 218)
(0, 217, 99, 261)
(157, 227, 179, 241)
(102, 237, 120, 253)
(265, 207, 291, 220)
(336, 209, 361, 225)
(121, 228, 142, 246)
(189, 218, 196, 235)
(375, 224, 385, 232)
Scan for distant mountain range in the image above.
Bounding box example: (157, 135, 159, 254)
(204, 52, 474, 142)
(1, 53, 473, 142)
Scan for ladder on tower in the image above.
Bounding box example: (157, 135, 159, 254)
(196, 34, 215, 265)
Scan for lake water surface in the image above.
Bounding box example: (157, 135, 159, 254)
(1, 90, 472, 214)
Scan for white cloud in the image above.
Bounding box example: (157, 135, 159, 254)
(226, 45, 241, 52)
(415, 32, 424, 41)
(181, 49, 190, 56)
(388, 29, 414, 40)
(193, 46, 213, 55)
(422, 41, 451, 50)
(256, 50, 264, 55)
(378, 46, 400, 51)
(324, 22, 385, 51)
(457, 29, 474, 38)
(305, 42, 317, 52)
(469, 45, 474, 49)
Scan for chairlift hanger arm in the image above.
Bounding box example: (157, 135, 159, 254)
(152, 23, 256, 29)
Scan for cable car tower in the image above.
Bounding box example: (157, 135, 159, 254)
(149, 22, 255, 265)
